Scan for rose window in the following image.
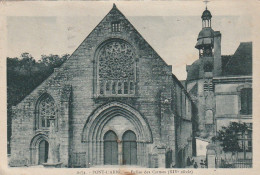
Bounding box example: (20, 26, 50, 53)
(97, 40, 136, 96)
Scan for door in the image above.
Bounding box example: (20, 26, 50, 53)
(122, 130, 137, 165)
(38, 140, 49, 164)
(166, 150, 173, 168)
(177, 149, 185, 168)
(104, 131, 118, 165)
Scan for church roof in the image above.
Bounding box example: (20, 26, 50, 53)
(189, 82, 198, 96)
(186, 59, 201, 81)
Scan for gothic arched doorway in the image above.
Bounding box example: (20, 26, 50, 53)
(82, 102, 153, 167)
(38, 140, 49, 164)
(122, 130, 137, 165)
(30, 134, 49, 165)
(104, 131, 118, 165)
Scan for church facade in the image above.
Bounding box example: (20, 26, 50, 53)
(9, 4, 194, 168)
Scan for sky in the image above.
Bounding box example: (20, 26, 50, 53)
(3, 1, 253, 80)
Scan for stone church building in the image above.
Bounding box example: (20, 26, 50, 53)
(10, 4, 194, 168)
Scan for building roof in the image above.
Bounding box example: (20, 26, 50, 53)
(222, 42, 252, 76)
(221, 55, 232, 70)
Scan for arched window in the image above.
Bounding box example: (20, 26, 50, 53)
(205, 109, 213, 124)
(37, 94, 56, 129)
(104, 131, 118, 165)
(122, 130, 137, 165)
(241, 88, 252, 115)
(97, 40, 136, 97)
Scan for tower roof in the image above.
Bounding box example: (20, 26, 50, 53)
(201, 8, 212, 20)
(197, 27, 214, 40)
(196, 6, 214, 49)
(195, 28, 214, 49)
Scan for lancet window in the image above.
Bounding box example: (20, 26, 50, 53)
(36, 94, 56, 129)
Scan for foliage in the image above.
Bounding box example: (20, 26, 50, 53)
(7, 53, 69, 153)
(212, 122, 249, 153)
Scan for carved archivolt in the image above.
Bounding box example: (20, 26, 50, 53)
(81, 101, 152, 166)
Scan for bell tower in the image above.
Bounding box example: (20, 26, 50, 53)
(195, 1, 222, 76)
(190, 2, 221, 139)
(202, 6, 212, 28)
(195, 6, 214, 58)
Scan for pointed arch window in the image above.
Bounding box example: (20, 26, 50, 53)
(36, 94, 56, 129)
(122, 130, 137, 165)
(104, 131, 118, 165)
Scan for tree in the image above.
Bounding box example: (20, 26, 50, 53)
(212, 122, 250, 156)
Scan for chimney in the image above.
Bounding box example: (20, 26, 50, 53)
(213, 31, 222, 76)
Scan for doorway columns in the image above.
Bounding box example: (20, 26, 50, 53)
(118, 140, 123, 165)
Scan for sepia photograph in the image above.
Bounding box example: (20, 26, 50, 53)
(0, 0, 259, 174)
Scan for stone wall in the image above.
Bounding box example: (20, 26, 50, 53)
(10, 81, 71, 166)
(214, 77, 252, 131)
(186, 78, 216, 139)
(172, 78, 194, 167)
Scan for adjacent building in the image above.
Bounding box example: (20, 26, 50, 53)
(186, 7, 252, 157)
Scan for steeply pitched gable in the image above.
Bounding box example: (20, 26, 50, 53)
(14, 4, 173, 107)
(60, 4, 169, 69)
